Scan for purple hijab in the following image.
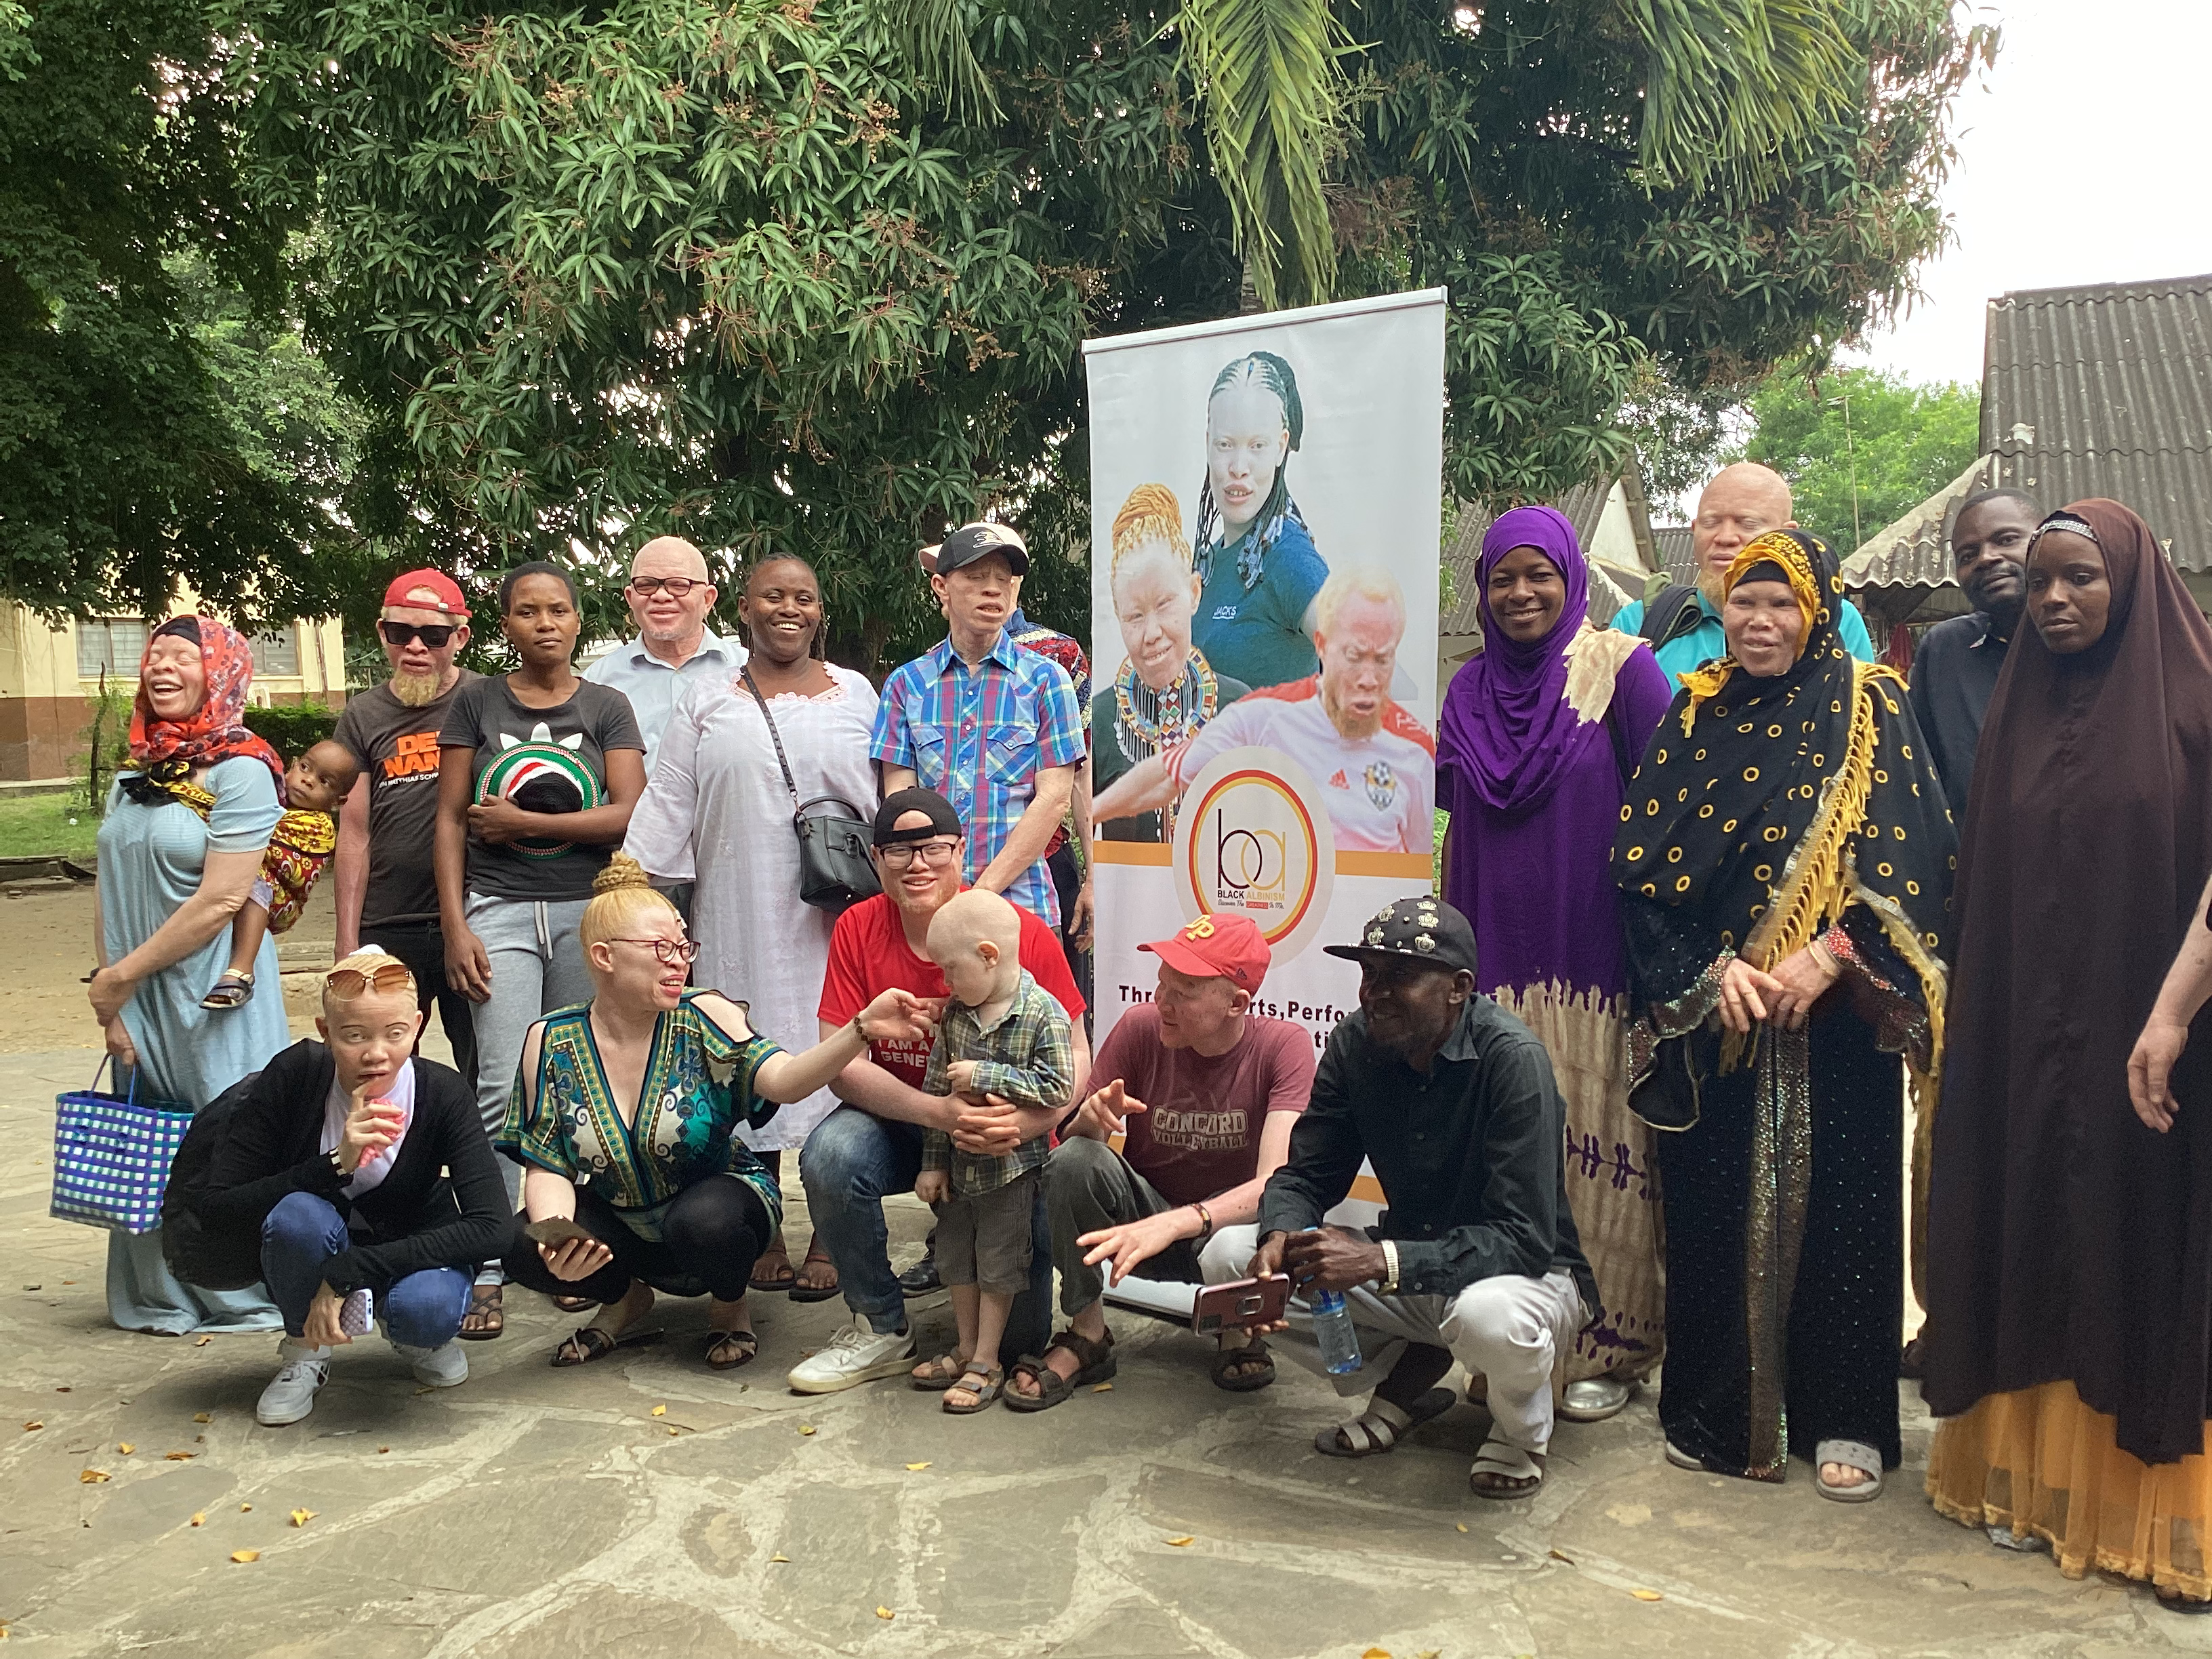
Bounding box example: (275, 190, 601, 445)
(1437, 505, 1601, 814)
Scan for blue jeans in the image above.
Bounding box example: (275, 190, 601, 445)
(800, 1107, 1050, 1357)
(261, 1192, 472, 1349)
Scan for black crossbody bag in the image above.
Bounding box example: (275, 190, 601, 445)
(741, 665, 881, 912)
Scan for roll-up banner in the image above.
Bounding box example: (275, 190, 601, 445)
(1085, 288, 1447, 1064)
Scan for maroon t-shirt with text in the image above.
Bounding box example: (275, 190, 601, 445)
(1091, 1004, 1314, 1206)
(817, 890, 1086, 1091)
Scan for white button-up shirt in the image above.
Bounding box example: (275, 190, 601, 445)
(583, 630, 747, 769)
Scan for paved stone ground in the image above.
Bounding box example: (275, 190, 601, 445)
(5, 1044, 2209, 1658)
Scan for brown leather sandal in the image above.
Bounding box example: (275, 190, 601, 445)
(1004, 1328, 1115, 1413)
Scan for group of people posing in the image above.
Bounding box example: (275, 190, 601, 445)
(83, 449, 2212, 1607)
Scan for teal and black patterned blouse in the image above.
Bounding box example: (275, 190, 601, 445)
(499, 991, 784, 1240)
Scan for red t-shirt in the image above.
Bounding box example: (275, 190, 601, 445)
(1090, 1004, 1315, 1207)
(817, 891, 1087, 1090)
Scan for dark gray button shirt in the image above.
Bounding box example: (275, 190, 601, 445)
(1906, 611, 2010, 815)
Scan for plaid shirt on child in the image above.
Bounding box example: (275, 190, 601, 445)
(920, 968, 1076, 1200)
(871, 629, 1084, 928)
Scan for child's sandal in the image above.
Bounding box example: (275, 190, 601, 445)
(200, 969, 255, 1010)
(942, 1363, 1003, 1414)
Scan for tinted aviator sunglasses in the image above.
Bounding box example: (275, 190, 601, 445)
(380, 620, 460, 649)
(326, 962, 415, 997)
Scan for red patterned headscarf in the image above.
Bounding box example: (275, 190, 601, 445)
(128, 617, 285, 786)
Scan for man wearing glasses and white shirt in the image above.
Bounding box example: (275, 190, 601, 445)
(584, 535, 747, 768)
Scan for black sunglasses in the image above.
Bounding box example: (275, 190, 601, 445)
(380, 620, 460, 649)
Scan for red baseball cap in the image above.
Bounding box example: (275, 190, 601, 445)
(382, 569, 468, 617)
(1140, 913, 1270, 993)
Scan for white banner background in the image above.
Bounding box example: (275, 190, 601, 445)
(1085, 289, 1446, 1062)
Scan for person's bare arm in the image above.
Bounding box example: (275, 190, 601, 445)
(882, 764, 918, 796)
(1092, 754, 1176, 824)
(436, 745, 491, 1000)
(2133, 867, 2212, 1131)
(1075, 1105, 1300, 1286)
(88, 846, 264, 1027)
(1067, 762, 1094, 952)
(976, 761, 1075, 896)
(333, 775, 369, 958)
(819, 1018, 962, 1129)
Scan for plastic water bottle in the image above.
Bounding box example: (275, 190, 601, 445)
(1310, 1287, 1364, 1376)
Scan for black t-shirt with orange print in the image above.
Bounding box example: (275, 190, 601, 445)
(333, 671, 481, 928)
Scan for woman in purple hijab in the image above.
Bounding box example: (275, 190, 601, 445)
(1437, 505, 1673, 1422)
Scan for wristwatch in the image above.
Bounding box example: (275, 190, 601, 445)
(327, 1147, 349, 1181)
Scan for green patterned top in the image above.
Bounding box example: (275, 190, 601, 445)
(499, 991, 783, 1240)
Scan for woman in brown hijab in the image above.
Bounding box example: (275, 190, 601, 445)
(1923, 499, 2212, 1610)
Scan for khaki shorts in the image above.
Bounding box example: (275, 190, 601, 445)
(932, 1169, 1039, 1296)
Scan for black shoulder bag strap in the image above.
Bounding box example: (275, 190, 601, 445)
(1638, 583, 1704, 650)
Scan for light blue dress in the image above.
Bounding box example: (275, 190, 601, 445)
(96, 756, 290, 1334)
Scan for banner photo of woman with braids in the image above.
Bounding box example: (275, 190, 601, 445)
(1084, 291, 1446, 1058)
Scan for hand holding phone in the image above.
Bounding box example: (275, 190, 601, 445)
(1191, 1273, 1292, 1336)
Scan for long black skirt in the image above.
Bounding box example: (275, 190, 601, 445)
(1656, 1002, 1903, 1478)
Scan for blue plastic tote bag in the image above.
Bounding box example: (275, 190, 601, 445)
(51, 1060, 195, 1235)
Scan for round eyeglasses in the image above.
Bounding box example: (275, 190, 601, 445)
(629, 577, 703, 598)
(608, 936, 701, 966)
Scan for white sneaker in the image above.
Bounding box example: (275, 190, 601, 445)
(257, 1340, 332, 1426)
(392, 1338, 468, 1389)
(785, 1315, 916, 1394)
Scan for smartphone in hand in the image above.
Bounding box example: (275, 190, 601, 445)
(1191, 1274, 1292, 1336)
(524, 1216, 598, 1250)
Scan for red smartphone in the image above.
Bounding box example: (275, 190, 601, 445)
(1191, 1274, 1292, 1336)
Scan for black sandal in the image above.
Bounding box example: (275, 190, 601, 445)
(703, 1328, 758, 1370)
(200, 968, 255, 1010)
(550, 1325, 663, 1368)
(458, 1283, 504, 1340)
(1209, 1337, 1275, 1392)
(1004, 1328, 1116, 1413)
(787, 1242, 841, 1304)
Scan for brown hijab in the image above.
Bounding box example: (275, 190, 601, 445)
(1921, 499, 2212, 1462)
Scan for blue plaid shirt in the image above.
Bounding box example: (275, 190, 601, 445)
(872, 629, 1084, 926)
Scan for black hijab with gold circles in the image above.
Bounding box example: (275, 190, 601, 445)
(1612, 530, 1954, 971)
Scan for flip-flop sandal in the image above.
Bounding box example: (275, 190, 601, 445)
(550, 1324, 663, 1368)
(1469, 1439, 1546, 1499)
(1003, 1328, 1116, 1413)
(199, 969, 255, 1010)
(787, 1248, 842, 1305)
(942, 1363, 1004, 1414)
(748, 1258, 798, 1294)
(2156, 1589, 2212, 1614)
(1314, 1386, 1456, 1458)
(703, 1328, 758, 1370)
(1814, 1439, 1883, 1503)
(458, 1283, 505, 1341)
(552, 1294, 597, 1313)
(1209, 1338, 1275, 1393)
(910, 1352, 972, 1391)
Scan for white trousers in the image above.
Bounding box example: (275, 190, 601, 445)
(1202, 1224, 1586, 1453)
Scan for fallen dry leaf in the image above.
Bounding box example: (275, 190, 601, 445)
(230, 1549, 260, 1564)
(769, 1554, 790, 1563)
(1548, 1549, 1575, 1564)
(22, 1422, 41, 1433)
(289, 1509, 316, 1528)
(1455, 1523, 1469, 1534)
(192, 1413, 211, 1424)
(377, 1446, 390, 1454)
(194, 1335, 212, 1347)
(1092, 1381, 1113, 1392)
(875, 1607, 895, 1620)
(190, 1513, 206, 1528)
(1164, 1535, 1194, 1547)
(1630, 1589, 1664, 1603)
(1417, 1650, 1441, 1658)
(1362, 1648, 1393, 1658)
(798, 1425, 817, 1435)
(117, 1443, 135, 1455)
(239, 1503, 252, 1513)
(651, 1404, 666, 1417)
(665, 1427, 679, 1437)
(905, 1462, 931, 1471)
(165, 1452, 194, 1461)
(79, 1469, 110, 1484)
(54, 1387, 70, 1393)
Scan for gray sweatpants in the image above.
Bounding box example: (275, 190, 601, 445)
(465, 893, 594, 1282)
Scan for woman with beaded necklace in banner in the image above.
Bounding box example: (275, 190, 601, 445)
(1092, 483, 1251, 843)
(1612, 529, 1954, 1503)
(1187, 351, 1330, 693)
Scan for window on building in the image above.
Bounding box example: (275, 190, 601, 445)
(249, 628, 299, 676)
(75, 618, 148, 681)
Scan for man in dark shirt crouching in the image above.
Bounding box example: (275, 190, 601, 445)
(1209, 895, 1599, 1500)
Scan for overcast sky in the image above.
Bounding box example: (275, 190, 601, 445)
(1850, 0, 2212, 388)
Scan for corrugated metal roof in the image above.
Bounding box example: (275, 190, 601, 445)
(1983, 272, 2212, 568)
(1841, 455, 1996, 591)
(1654, 526, 1695, 586)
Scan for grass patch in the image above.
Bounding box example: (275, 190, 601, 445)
(0, 795, 101, 861)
